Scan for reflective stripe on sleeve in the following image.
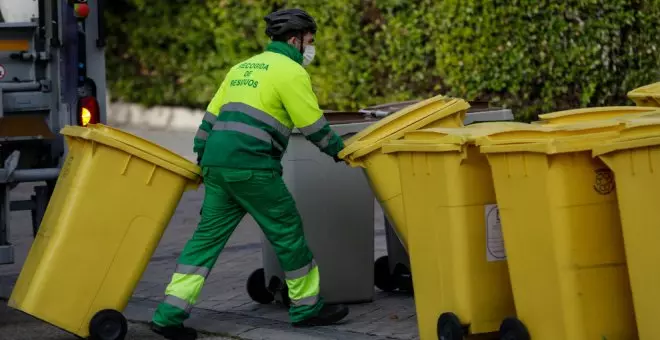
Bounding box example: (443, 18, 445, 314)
(314, 131, 333, 149)
(195, 129, 209, 141)
(203, 111, 217, 124)
(298, 116, 328, 137)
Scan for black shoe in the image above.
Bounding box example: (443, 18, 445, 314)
(293, 304, 349, 327)
(149, 322, 198, 340)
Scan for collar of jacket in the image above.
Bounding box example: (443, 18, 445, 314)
(266, 41, 303, 65)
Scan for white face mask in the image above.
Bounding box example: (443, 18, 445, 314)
(303, 44, 315, 66)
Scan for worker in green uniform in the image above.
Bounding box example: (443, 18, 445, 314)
(150, 8, 349, 340)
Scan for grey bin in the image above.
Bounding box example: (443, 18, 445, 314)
(374, 216, 413, 293)
(247, 115, 378, 305)
(245, 104, 515, 305)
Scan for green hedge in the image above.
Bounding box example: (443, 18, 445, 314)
(106, 0, 660, 120)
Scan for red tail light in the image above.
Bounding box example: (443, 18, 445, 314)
(77, 96, 100, 127)
(73, 3, 90, 19)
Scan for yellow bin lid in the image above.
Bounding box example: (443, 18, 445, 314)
(594, 117, 660, 157)
(61, 124, 201, 181)
(381, 122, 534, 154)
(537, 106, 660, 125)
(477, 119, 632, 155)
(476, 119, 627, 147)
(339, 95, 469, 161)
(627, 82, 660, 107)
(405, 122, 532, 142)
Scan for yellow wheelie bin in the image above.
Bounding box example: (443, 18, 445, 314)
(627, 82, 660, 107)
(9, 124, 201, 340)
(477, 121, 638, 340)
(536, 106, 660, 125)
(339, 95, 469, 250)
(593, 117, 660, 340)
(380, 122, 535, 340)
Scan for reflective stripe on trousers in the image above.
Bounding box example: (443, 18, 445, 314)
(194, 111, 217, 141)
(285, 260, 321, 307)
(162, 264, 210, 313)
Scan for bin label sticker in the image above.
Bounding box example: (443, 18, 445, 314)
(594, 168, 615, 195)
(486, 204, 507, 262)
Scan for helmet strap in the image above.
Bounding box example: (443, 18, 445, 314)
(298, 32, 304, 55)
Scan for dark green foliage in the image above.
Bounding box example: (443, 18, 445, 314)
(105, 0, 660, 120)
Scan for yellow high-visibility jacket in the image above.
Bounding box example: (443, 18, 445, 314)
(193, 41, 344, 170)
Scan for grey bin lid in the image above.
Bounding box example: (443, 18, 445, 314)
(348, 99, 513, 119)
(317, 99, 514, 131)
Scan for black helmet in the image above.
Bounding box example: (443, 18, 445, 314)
(264, 8, 317, 38)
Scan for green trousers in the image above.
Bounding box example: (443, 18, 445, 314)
(152, 167, 324, 326)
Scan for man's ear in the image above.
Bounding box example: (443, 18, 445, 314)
(287, 36, 300, 49)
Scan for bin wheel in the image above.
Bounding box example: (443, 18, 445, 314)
(88, 309, 127, 340)
(499, 317, 530, 340)
(280, 283, 291, 307)
(247, 268, 275, 304)
(437, 312, 464, 340)
(392, 264, 414, 293)
(267, 275, 291, 307)
(374, 256, 397, 292)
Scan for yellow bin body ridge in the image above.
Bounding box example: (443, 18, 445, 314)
(480, 133, 637, 340)
(8, 124, 200, 338)
(383, 125, 516, 339)
(339, 96, 469, 250)
(594, 117, 660, 340)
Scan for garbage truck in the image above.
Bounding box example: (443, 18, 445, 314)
(0, 0, 107, 265)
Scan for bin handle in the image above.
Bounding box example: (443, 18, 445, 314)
(185, 178, 201, 191)
(343, 157, 366, 168)
(381, 142, 463, 154)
